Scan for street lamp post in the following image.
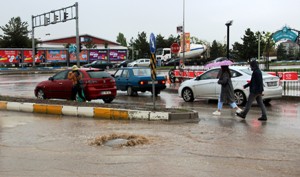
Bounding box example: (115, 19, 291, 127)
(225, 20, 233, 59)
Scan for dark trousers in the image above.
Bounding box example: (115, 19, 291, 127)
(71, 84, 85, 101)
(243, 93, 267, 117)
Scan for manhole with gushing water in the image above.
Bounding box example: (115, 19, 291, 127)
(89, 133, 150, 147)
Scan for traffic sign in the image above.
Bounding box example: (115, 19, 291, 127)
(149, 33, 156, 54)
(171, 43, 180, 54)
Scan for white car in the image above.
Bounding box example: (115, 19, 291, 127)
(127, 58, 150, 67)
(178, 66, 282, 106)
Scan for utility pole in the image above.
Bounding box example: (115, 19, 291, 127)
(75, 2, 80, 67)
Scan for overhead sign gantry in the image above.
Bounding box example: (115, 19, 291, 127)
(31, 2, 80, 67)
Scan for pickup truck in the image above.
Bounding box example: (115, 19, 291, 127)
(113, 67, 166, 96)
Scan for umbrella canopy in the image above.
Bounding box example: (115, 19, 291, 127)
(204, 60, 233, 69)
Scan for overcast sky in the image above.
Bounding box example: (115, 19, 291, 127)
(1, 0, 299, 47)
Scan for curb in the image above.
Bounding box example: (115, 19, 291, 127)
(0, 101, 198, 121)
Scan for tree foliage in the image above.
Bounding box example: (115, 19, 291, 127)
(0, 17, 31, 48)
(155, 34, 166, 49)
(84, 38, 97, 49)
(132, 31, 149, 58)
(276, 43, 287, 60)
(232, 28, 258, 62)
(116, 32, 127, 47)
(209, 40, 226, 59)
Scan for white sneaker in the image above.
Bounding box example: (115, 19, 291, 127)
(236, 108, 243, 114)
(212, 110, 221, 116)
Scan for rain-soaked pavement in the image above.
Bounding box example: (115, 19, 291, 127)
(1, 71, 300, 176)
(1, 110, 300, 177)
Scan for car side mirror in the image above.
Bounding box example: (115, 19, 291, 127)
(48, 77, 54, 81)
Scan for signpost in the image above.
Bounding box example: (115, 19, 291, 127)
(149, 33, 156, 110)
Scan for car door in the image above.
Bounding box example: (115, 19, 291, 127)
(194, 68, 220, 99)
(114, 69, 129, 91)
(144, 59, 150, 67)
(48, 70, 73, 99)
(137, 59, 144, 66)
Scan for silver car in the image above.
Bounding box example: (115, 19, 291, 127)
(127, 58, 150, 67)
(178, 66, 282, 106)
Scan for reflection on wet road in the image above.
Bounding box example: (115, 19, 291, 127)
(0, 110, 299, 177)
(1, 72, 300, 176)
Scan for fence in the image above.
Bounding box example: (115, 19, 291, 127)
(282, 80, 300, 96)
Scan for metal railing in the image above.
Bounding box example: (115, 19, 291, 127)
(282, 80, 300, 96)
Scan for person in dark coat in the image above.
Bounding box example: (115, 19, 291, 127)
(236, 60, 267, 121)
(212, 65, 242, 116)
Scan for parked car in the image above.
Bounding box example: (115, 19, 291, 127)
(164, 58, 180, 66)
(113, 67, 166, 96)
(34, 68, 117, 103)
(114, 60, 131, 68)
(178, 66, 282, 106)
(127, 58, 150, 67)
(82, 60, 114, 69)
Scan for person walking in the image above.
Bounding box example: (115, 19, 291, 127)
(68, 65, 85, 101)
(236, 60, 267, 121)
(212, 65, 242, 116)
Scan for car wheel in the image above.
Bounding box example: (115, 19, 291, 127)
(234, 90, 246, 106)
(182, 88, 194, 102)
(127, 86, 134, 96)
(134, 64, 138, 67)
(103, 97, 114, 103)
(37, 89, 45, 99)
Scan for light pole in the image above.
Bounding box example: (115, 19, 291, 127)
(225, 20, 233, 59)
(258, 32, 261, 61)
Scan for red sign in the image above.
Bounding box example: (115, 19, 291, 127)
(171, 43, 180, 54)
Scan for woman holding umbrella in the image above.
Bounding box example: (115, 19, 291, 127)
(212, 64, 242, 116)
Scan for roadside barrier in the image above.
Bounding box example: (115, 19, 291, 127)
(0, 101, 198, 121)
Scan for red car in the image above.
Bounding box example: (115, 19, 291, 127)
(34, 68, 117, 103)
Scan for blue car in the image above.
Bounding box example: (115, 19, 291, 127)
(113, 67, 166, 96)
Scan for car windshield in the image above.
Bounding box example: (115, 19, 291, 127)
(132, 68, 151, 76)
(156, 49, 163, 55)
(88, 71, 112, 78)
(91, 61, 97, 64)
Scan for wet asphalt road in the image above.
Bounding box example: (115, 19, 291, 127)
(1, 71, 300, 176)
(1, 110, 300, 177)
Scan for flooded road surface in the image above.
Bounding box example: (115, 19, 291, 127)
(1, 71, 300, 176)
(1, 110, 300, 177)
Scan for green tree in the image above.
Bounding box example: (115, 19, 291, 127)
(264, 32, 276, 57)
(232, 28, 259, 62)
(156, 34, 166, 49)
(190, 36, 208, 45)
(116, 32, 127, 47)
(0, 17, 31, 48)
(155, 34, 178, 49)
(166, 34, 178, 47)
(209, 40, 226, 59)
(132, 31, 149, 58)
(84, 38, 97, 49)
(276, 43, 287, 60)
